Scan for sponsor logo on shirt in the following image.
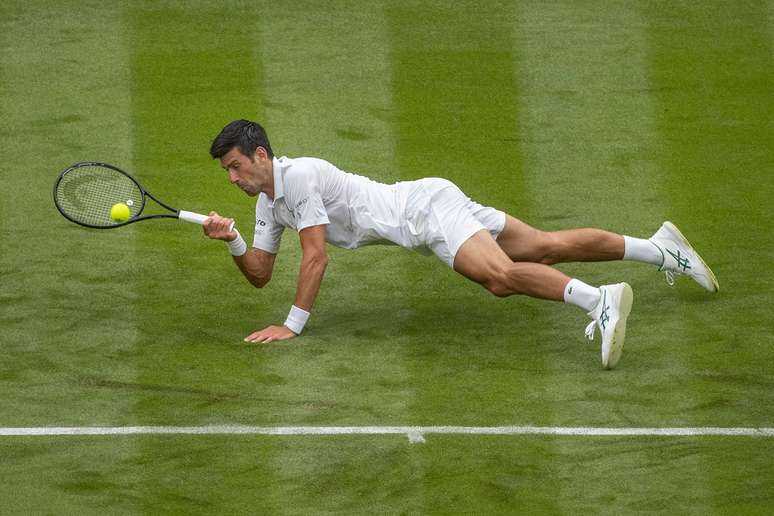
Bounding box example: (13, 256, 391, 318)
(288, 197, 308, 215)
(295, 197, 308, 211)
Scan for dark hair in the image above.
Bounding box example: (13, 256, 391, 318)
(209, 120, 274, 159)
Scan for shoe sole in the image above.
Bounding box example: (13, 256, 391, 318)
(603, 283, 633, 370)
(663, 221, 720, 292)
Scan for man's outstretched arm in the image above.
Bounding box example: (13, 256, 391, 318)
(244, 224, 328, 343)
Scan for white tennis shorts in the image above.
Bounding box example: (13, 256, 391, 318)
(397, 178, 506, 267)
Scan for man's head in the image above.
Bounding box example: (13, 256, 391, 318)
(210, 120, 274, 197)
(210, 119, 274, 160)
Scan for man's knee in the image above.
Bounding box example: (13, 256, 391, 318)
(481, 265, 519, 298)
(497, 222, 564, 265)
(536, 232, 565, 265)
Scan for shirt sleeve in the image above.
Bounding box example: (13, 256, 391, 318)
(283, 164, 330, 232)
(252, 193, 284, 253)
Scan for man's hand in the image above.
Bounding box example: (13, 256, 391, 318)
(203, 211, 237, 241)
(244, 325, 297, 344)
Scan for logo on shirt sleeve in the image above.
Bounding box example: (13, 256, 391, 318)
(295, 197, 308, 211)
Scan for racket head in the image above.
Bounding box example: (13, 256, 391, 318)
(53, 162, 146, 228)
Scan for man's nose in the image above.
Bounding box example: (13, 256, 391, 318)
(229, 170, 238, 183)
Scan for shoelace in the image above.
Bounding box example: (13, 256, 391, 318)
(584, 320, 597, 341)
(665, 270, 677, 286)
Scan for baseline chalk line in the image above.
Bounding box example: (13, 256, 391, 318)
(1, 426, 773, 443)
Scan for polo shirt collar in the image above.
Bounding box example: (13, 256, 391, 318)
(272, 156, 289, 201)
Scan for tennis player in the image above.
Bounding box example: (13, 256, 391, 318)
(203, 120, 718, 368)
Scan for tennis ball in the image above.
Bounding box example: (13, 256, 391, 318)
(110, 202, 131, 222)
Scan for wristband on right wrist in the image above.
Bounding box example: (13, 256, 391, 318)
(226, 229, 247, 256)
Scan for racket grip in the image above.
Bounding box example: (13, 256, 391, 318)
(179, 210, 235, 231)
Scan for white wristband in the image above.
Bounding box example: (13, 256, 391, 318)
(226, 230, 247, 256)
(284, 305, 310, 335)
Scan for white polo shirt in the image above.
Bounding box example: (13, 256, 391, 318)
(252, 156, 404, 253)
(251, 156, 506, 266)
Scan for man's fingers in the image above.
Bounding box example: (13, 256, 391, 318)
(203, 213, 235, 240)
(243, 326, 290, 344)
(214, 218, 234, 232)
(204, 212, 218, 229)
(244, 331, 271, 344)
(244, 332, 263, 343)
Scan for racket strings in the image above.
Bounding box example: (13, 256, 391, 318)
(55, 166, 143, 227)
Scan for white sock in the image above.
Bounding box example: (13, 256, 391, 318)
(564, 279, 601, 312)
(623, 236, 663, 266)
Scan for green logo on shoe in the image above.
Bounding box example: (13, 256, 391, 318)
(600, 290, 610, 330)
(666, 249, 691, 272)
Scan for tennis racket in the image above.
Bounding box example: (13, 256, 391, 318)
(53, 161, 233, 231)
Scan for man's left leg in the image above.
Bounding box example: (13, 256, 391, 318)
(494, 215, 718, 292)
(495, 214, 632, 264)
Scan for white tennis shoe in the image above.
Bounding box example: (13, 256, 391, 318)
(585, 283, 634, 369)
(649, 221, 719, 292)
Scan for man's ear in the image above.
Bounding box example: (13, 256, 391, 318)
(254, 146, 269, 161)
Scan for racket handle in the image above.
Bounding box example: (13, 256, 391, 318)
(178, 210, 235, 231)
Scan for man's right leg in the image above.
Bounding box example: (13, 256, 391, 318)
(453, 229, 633, 369)
(453, 228, 573, 301)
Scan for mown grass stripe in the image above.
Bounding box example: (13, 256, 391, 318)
(0, 3, 139, 511)
(386, 0, 544, 427)
(252, 1, 414, 426)
(127, 4, 275, 513)
(644, 2, 774, 365)
(644, 4, 774, 512)
(386, 4, 557, 511)
(253, 5, 422, 511)
(0, 0, 138, 424)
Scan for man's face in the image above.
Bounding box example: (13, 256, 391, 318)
(219, 147, 265, 196)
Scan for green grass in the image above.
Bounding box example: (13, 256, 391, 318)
(1, 0, 773, 513)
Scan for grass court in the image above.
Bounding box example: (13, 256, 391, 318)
(1, 0, 773, 513)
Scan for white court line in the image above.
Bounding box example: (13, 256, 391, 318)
(1, 426, 774, 443)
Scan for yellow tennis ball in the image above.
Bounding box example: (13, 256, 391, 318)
(110, 202, 131, 222)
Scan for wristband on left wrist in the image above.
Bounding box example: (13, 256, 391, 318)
(284, 305, 310, 334)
